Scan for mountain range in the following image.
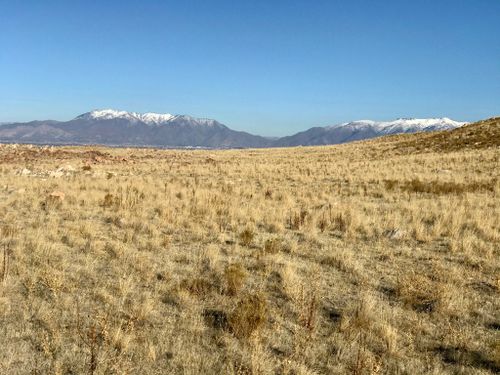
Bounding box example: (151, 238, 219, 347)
(0, 109, 467, 148)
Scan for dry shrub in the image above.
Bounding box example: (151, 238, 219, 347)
(180, 277, 213, 297)
(396, 273, 443, 313)
(203, 309, 228, 330)
(317, 213, 328, 232)
(263, 238, 283, 254)
(239, 228, 255, 247)
(229, 292, 267, 339)
(102, 193, 115, 208)
(224, 263, 246, 296)
(289, 209, 308, 230)
(298, 292, 318, 333)
(332, 212, 350, 233)
(383, 179, 398, 191)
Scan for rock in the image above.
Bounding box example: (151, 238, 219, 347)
(19, 168, 32, 176)
(49, 165, 76, 178)
(57, 165, 76, 175)
(49, 170, 64, 178)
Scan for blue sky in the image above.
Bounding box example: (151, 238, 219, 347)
(1, 0, 499, 136)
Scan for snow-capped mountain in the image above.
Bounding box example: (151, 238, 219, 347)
(275, 118, 466, 147)
(0, 109, 271, 148)
(327, 118, 465, 133)
(74, 109, 220, 127)
(75, 109, 175, 124)
(0, 111, 466, 148)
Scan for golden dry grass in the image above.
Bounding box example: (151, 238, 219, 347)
(0, 120, 499, 374)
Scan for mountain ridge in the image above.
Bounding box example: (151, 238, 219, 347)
(0, 109, 468, 148)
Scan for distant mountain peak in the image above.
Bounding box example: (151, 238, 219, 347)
(1, 111, 470, 149)
(274, 117, 467, 147)
(327, 117, 466, 131)
(75, 109, 222, 127)
(1, 109, 267, 148)
(75, 109, 181, 125)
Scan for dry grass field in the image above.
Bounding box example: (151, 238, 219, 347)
(0, 118, 499, 374)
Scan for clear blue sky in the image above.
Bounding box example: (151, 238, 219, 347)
(1, 0, 499, 136)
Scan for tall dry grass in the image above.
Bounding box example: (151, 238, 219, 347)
(0, 137, 498, 374)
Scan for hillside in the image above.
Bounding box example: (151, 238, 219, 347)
(0, 125, 498, 374)
(386, 117, 500, 153)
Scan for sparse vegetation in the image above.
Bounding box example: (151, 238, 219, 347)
(0, 119, 498, 373)
(228, 292, 267, 339)
(238, 228, 255, 247)
(224, 263, 247, 296)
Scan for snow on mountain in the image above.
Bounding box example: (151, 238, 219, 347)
(378, 118, 466, 134)
(0, 111, 469, 148)
(140, 112, 176, 124)
(327, 120, 381, 130)
(0, 109, 270, 148)
(74, 109, 223, 128)
(169, 115, 219, 127)
(75, 109, 194, 125)
(274, 117, 467, 147)
(328, 118, 466, 133)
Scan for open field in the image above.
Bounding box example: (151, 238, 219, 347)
(0, 119, 499, 374)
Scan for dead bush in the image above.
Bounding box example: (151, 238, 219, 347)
(102, 193, 115, 208)
(181, 277, 213, 297)
(224, 263, 247, 296)
(396, 273, 443, 313)
(229, 292, 267, 339)
(239, 228, 255, 247)
(263, 238, 283, 254)
(332, 212, 350, 233)
(289, 209, 308, 230)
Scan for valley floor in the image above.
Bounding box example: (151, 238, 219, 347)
(0, 136, 498, 374)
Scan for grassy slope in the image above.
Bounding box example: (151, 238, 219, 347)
(0, 119, 499, 374)
(378, 116, 500, 154)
